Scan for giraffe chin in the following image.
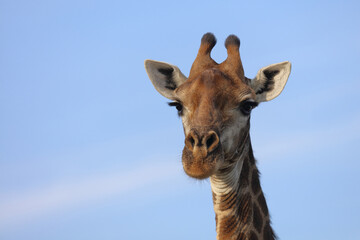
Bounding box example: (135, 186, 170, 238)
(181, 146, 224, 180)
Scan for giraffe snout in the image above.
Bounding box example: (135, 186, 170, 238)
(185, 129, 220, 158)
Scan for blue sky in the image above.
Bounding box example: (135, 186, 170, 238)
(1, 0, 360, 239)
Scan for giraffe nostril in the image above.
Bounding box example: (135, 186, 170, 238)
(185, 132, 198, 151)
(206, 134, 216, 149)
(189, 136, 195, 148)
(186, 130, 219, 154)
(205, 131, 219, 153)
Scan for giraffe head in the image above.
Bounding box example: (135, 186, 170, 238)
(145, 33, 291, 179)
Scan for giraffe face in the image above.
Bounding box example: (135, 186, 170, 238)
(172, 68, 256, 179)
(145, 33, 291, 180)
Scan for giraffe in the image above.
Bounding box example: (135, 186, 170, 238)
(144, 33, 291, 240)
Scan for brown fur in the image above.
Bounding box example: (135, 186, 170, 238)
(172, 34, 276, 240)
(149, 33, 283, 240)
(213, 148, 275, 240)
(176, 67, 252, 179)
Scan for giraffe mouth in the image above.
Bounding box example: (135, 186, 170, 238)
(181, 144, 224, 179)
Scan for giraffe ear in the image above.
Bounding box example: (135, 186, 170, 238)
(251, 61, 291, 102)
(145, 60, 187, 100)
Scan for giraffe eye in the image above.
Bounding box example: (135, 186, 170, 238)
(168, 102, 184, 116)
(240, 100, 258, 115)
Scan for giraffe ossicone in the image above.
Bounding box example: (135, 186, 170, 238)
(145, 33, 291, 240)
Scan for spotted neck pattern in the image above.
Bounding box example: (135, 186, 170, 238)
(210, 137, 276, 240)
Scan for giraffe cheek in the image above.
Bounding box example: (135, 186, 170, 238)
(220, 117, 249, 155)
(220, 130, 237, 154)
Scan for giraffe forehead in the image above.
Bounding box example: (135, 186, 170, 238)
(176, 69, 252, 106)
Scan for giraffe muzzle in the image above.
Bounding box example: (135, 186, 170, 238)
(185, 129, 220, 158)
(182, 128, 224, 179)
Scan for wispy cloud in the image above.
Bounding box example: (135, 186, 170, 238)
(0, 161, 181, 230)
(1, 114, 359, 231)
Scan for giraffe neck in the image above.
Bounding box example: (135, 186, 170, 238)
(210, 139, 276, 240)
